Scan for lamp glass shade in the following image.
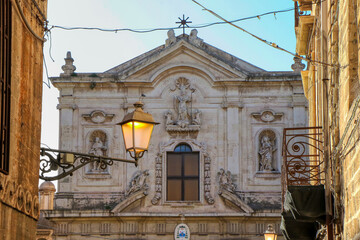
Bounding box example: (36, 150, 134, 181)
(121, 120, 154, 154)
(264, 233, 277, 240)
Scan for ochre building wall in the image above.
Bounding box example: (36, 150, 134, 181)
(0, 0, 47, 239)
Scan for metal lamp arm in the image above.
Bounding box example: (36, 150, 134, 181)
(39, 147, 137, 181)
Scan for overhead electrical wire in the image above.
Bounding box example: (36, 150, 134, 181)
(48, 7, 294, 33)
(191, 0, 339, 68)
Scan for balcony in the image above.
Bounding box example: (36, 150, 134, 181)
(295, 1, 315, 55)
(281, 127, 326, 240)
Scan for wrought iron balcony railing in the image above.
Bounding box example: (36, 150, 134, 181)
(282, 127, 324, 188)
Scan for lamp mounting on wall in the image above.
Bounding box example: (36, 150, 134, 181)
(39, 101, 159, 181)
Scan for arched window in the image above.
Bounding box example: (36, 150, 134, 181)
(167, 144, 199, 201)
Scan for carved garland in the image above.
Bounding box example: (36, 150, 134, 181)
(0, 175, 39, 219)
(151, 140, 214, 205)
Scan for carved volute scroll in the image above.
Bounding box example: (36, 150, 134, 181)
(258, 130, 277, 172)
(87, 130, 108, 173)
(166, 77, 201, 134)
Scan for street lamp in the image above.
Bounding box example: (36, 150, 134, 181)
(264, 224, 277, 240)
(39, 101, 159, 181)
(118, 101, 159, 165)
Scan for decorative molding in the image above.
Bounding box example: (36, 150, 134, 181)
(152, 153, 163, 205)
(217, 169, 253, 213)
(165, 77, 201, 133)
(251, 110, 283, 123)
(56, 103, 78, 110)
(151, 140, 214, 205)
(82, 110, 115, 124)
(0, 175, 39, 219)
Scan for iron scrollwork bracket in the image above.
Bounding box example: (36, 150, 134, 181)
(39, 148, 137, 181)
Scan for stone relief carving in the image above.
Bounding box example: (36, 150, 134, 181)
(165, 29, 176, 47)
(151, 140, 214, 205)
(87, 130, 108, 173)
(166, 78, 201, 133)
(0, 175, 39, 219)
(217, 168, 254, 213)
(251, 110, 283, 123)
(217, 168, 237, 193)
(151, 153, 163, 205)
(258, 130, 277, 172)
(82, 110, 115, 124)
(125, 170, 149, 197)
(189, 29, 204, 47)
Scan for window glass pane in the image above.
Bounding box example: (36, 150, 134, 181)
(167, 180, 182, 201)
(174, 144, 191, 152)
(184, 179, 199, 201)
(184, 153, 198, 176)
(167, 153, 182, 176)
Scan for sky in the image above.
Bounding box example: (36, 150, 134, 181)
(41, 0, 297, 168)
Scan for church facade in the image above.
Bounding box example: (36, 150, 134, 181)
(44, 30, 307, 239)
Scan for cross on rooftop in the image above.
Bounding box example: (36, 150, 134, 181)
(176, 15, 192, 35)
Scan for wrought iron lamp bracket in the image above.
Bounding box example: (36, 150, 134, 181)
(39, 148, 137, 181)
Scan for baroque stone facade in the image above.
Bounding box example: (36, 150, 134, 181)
(43, 30, 306, 239)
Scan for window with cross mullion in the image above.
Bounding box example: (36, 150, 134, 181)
(167, 144, 199, 201)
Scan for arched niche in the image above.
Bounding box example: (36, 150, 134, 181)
(257, 129, 279, 172)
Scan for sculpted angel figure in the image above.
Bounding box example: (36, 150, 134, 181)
(218, 168, 236, 192)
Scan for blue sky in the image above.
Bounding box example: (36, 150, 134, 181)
(41, 0, 297, 150)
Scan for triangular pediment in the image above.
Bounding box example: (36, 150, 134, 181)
(112, 191, 146, 213)
(104, 31, 265, 83)
(219, 190, 254, 213)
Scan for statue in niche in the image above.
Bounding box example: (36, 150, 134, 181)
(258, 133, 277, 171)
(217, 168, 236, 193)
(88, 131, 107, 172)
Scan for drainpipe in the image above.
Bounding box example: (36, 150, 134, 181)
(323, 78, 333, 240)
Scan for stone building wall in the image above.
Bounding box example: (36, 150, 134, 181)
(45, 30, 306, 239)
(294, 0, 360, 239)
(0, 0, 47, 239)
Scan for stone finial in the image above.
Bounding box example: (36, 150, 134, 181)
(39, 181, 56, 210)
(61, 51, 76, 76)
(189, 29, 203, 46)
(291, 57, 305, 73)
(165, 29, 176, 47)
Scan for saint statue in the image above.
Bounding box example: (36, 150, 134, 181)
(175, 83, 191, 127)
(259, 135, 276, 171)
(89, 137, 107, 171)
